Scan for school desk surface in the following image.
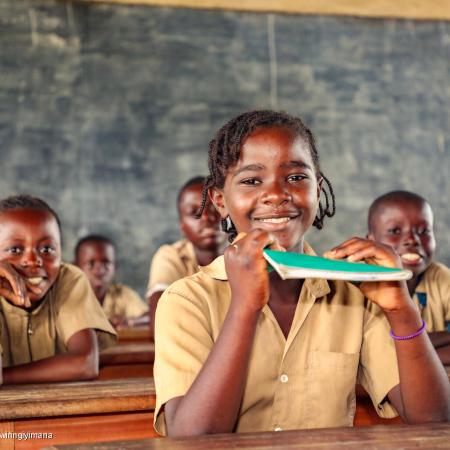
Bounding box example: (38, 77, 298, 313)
(117, 326, 151, 343)
(43, 422, 450, 450)
(0, 377, 156, 450)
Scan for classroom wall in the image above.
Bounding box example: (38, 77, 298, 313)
(1, 0, 449, 295)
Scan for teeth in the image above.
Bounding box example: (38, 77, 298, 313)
(401, 253, 421, 262)
(256, 217, 291, 223)
(27, 277, 44, 285)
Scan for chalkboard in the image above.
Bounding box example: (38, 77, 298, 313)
(0, 0, 449, 295)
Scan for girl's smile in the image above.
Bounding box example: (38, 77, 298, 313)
(211, 126, 322, 252)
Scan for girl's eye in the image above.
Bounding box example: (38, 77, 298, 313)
(387, 227, 401, 235)
(418, 228, 431, 236)
(240, 178, 261, 186)
(6, 246, 22, 255)
(287, 174, 307, 182)
(40, 245, 56, 255)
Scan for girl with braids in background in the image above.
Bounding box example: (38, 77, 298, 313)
(153, 110, 449, 436)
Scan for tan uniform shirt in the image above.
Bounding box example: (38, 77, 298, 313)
(102, 284, 148, 320)
(146, 239, 198, 298)
(0, 263, 117, 367)
(413, 262, 450, 332)
(154, 243, 400, 435)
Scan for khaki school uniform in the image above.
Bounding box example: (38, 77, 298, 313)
(413, 262, 450, 332)
(0, 263, 116, 367)
(102, 284, 148, 321)
(154, 243, 400, 434)
(146, 239, 198, 298)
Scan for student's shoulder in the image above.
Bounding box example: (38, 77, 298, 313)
(425, 261, 450, 283)
(109, 283, 142, 299)
(161, 255, 227, 305)
(153, 239, 190, 259)
(55, 263, 88, 285)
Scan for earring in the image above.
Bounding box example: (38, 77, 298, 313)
(221, 216, 233, 233)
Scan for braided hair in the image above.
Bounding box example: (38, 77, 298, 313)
(197, 110, 336, 241)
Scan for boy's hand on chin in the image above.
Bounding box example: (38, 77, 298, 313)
(0, 261, 31, 308)
(324, 237, 411, 312)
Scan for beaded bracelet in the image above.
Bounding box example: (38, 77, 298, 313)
(390, 320, 426, 340)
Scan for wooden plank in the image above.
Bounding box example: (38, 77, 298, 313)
(0, 378, 155, 420)
(98, 364, 153, 380)
(75, 0, 450, 21)
(100, 342, 154, 366)
(13, 412, 157, 450)
(44, 422, 450, 449)
(117, 327, 150, 343)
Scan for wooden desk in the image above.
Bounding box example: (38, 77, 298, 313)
(117, 326, 151, 343)
(99, 342, 155, 380)
(45, 422, 450, 449)
(0, 377, 156, 450)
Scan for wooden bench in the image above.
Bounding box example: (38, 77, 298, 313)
(117, 326, 151, 343)
(0, 377, 156, 450)
(99, 342, 154, 379)
(45, 422, 450, 449)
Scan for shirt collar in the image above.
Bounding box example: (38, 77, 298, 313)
(201, 240, 330, 298)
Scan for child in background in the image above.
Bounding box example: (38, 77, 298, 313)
(0, 195, 116, 384)
(154, 110, 449, 436)
(75, 235, 148, 329)
(368, 190, 450, 364)
(146, 176, 222, 340)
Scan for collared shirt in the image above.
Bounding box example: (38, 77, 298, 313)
(412, 262, 450, 332)
(102, 284, 148, 320)
(154, 243, 399, 434)
(146, 239, 198, 298)
(0, 263, 116, 367)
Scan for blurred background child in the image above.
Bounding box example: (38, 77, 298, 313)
(368, 190, 450, 364)
(75, 235, 148, 329)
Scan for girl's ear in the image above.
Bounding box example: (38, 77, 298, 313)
(316, 176, 323, 200)
(209, 187, 228, 219)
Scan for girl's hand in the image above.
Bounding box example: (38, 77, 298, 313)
(324, 237, 410, 312)
(225, 230, 284, 314)
(0, 261, 31, 308)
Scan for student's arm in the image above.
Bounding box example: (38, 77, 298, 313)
(163, 230, 279, 437)
(326, 238, 450, 423)
(2, 329, 99, 384)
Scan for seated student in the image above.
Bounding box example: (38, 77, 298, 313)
(146, 176, 222, 340)
(0, 195, 116, 384)
(368, 190, 450, 364)
(154, 110, 449, 437)
(75, 235, 149, 329)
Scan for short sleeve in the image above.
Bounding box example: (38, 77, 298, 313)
(435, 264, 450, 324)
(146, 245, 187, 297)
(153, 282, 213, 436)
(358, 301, 400, 418)
(54, 264, 117, 351)
(122, 286, 149, 318)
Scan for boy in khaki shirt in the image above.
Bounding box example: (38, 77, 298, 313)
(368, 190, 450, 364)
(147, 176, 222, 339)
(0, 195, 116, 384)
(75, 235, 148, 328)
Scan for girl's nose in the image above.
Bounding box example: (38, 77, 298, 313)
(403, 229, 420, 246)
(20, 250, 43, 268)
(261, 181, 292, 206)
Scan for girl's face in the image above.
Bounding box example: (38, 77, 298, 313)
(211, 126, 322, 252)
(0, 208, 62, 302)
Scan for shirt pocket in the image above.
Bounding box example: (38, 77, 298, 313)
(305, 351, 359, 428)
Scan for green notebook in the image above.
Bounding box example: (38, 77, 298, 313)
(263, 249, 412, 282)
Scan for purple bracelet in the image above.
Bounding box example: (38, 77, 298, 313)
(390, 320, 426, 340)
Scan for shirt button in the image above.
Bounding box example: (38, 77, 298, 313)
(280, 374, 288, 383)
(274, 427, 283, 431)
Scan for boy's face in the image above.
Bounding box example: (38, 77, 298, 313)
(178, 184, 221, 251)
(368, 199, 435, 278)
(211, 126, 321, 252)
(0, 209, 61, 302)
(76, 241, 116, 300)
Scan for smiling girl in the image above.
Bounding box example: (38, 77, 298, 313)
(153, 110, 449, 436)
(0, 195, 116, 384)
